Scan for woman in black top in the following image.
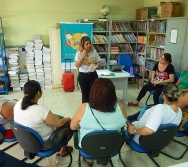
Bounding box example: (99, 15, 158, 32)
(128, 53, 175, 106)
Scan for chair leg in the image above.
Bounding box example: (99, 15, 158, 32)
(145, 93, 154, 107)
(65, 146, 73, 167)
(108, 158, 114, 167)
(119, 152, 127, 167)
(147, 155, 160, 167)
(160, 139, 188, 160)
(78, 154, 81, 167)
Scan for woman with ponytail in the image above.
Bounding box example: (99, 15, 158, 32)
(14, 80, 73, 156)
(127, 83, 182, 144)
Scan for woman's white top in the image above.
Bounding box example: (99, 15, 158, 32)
(75, 50, 100, 73)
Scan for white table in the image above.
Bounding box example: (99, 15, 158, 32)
(97, 69, 132, 105)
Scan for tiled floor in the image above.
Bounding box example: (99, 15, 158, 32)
(1, 84, 188, 167)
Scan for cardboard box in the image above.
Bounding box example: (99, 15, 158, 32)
(161, 2, 182, 18)
(136, 9, 141, 20)
(141, 7, 158, 20)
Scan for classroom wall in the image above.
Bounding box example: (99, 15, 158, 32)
(0, 0, 144, 46)
(144, 0, 188, 17)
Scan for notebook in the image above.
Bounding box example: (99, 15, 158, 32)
(110, 65, 125, 72)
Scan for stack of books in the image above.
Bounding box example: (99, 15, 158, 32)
(8, 48, 21, 91)
(43, 46, 52, 89)
(26, 51, 36, 80)
(34, 34, 44, 88)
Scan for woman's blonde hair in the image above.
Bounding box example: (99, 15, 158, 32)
(78, 36, 94, 52)
(163, 83, 182, 102)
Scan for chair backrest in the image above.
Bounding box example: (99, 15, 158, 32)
(11, 121, 44, 153)
(81, 129, 125, 158)
(0, 125, 5, 143)
(139, 124, 177, 151)
(118, 54, 132, 71)
(175, 72, 180, 83)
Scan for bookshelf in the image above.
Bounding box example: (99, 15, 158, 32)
(109, 20, 137, 67)
(78, 18, 168, 80)
(0, 17, 9, 94)
(78, 19, 110, 69)
(137, 18, 167, 85)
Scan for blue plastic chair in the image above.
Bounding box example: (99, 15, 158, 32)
(11, 121, 73, 167)
(0, 124, 17, 151)
(146, 72, 180, 106)
(74, 128, 126, 167)
(118, 54, 139, 88)
(126, 124, 178, 167)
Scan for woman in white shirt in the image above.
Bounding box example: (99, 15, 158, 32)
(127, 83, 182, 144)
(75, 36, 100, 103)
(14, 80, 72, 156)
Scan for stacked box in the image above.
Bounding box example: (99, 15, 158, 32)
(141, 7, 158, 19)
(136, 9, 141, 20)
(160, 2, 182, 18)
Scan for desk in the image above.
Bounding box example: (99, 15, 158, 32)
(97, 70, 132, 105)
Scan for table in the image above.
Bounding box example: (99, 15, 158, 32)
(96, 69, 132, 105)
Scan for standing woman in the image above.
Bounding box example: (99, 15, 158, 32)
(75, 36, 100, 103)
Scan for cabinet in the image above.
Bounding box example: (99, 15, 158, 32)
(0, 17, 8, 94)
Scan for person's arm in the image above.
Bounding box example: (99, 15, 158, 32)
(181, 89, 188, 93)
(177, 93, 188, 109)
(150, 70, 156, 84)
(128, 104, 164, 135)
(0, 102, 14, 121)
(154, 73, 175, 85)
(70, 103, 86, 130)
(128, 124, 155, 135)
(117, 101, 127, 118)
(45, 111, 71, 127)
(75, 50, 86, 68)
(176, 77, 181, 86)
(92, 50, 101, 71)
(93, 61, 100, 71)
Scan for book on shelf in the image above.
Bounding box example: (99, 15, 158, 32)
(149, 21, 157, 32)
(138, 22, 147, 31)
(137, 44, 145, 52)
(137, 36, 146, 43)
(93, 24, 106, 31)
(148, 34, 156, 46)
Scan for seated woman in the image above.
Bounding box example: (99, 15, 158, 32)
(128, 53, 175, 106)
(127, 83, 182, 144)
(177, 89, 188, 131)
(70, 78, 127, 166)
(0, 150, 58, 167)
(14, 80, 72, 156)
(159, 65, 188, 104)
(0, 98, 17, 138)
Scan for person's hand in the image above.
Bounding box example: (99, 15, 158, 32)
(150, 78, 155, 84)
(127, 123, 136, 134)
(92, 65, 98, 71)
(82, 49, 87, 58)
(153, 80, 162, 86)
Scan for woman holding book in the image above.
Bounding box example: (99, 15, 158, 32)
(75, 36, 100, 103)
(128, 53, 175, 106)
